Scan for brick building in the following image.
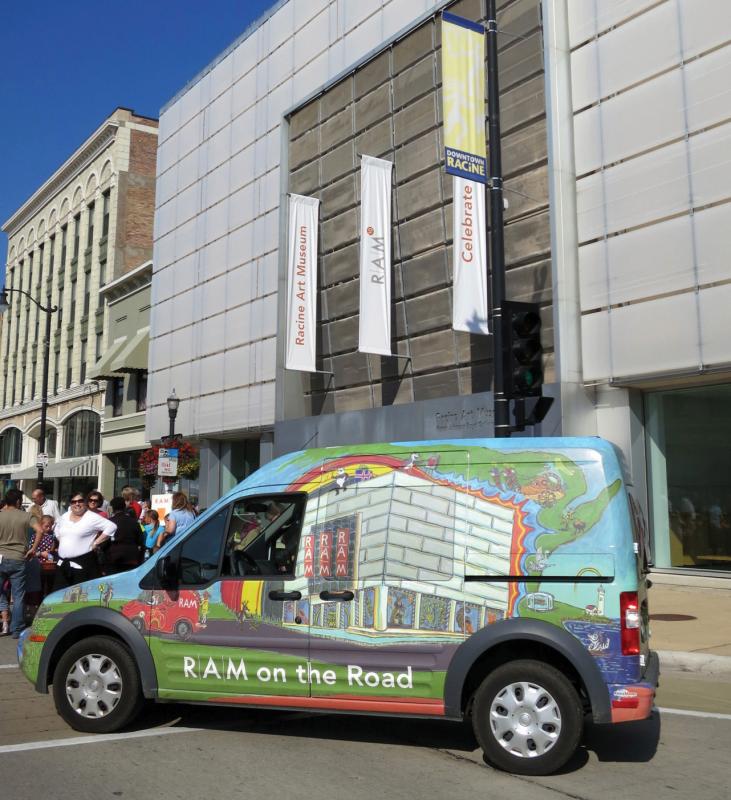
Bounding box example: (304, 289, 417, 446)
(0, 107, 158, 503)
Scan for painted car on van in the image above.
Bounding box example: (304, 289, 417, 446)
(18, 438, 658, 775)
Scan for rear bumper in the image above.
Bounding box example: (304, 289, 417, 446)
(609, 650, 659, 723)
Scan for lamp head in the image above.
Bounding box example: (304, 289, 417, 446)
(166, 388, 180, 415)
(0, 290, 10, 315)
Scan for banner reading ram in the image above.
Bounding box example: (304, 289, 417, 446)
(441, 12, 487, 183)
(285, 194, 319, 372)
(359, 155, 393, 356)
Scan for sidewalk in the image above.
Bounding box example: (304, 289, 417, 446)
(648, 575, 731, 676)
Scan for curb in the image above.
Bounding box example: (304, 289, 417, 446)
(658, 650, 731, 676)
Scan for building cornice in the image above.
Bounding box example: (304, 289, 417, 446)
(0, 383, 105, 424)
(100, 260, 153, 303)
(2, 122, 119, 236)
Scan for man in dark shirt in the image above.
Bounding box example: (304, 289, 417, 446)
(0, 489, 43, 638)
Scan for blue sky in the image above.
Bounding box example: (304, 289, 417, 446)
(0, 0, 276, 274)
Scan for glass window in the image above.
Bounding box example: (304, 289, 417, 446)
(46, 427, 57, 459)
(80, 340, 87, 384)
(646, 384, 731, 572)
(0, 427, 22, 464)
(102, 191, 110, 238)
(223, 495, 305, 578)
(112, 377, 124, 416)
(66, 344, 73, 387)
(61, 225, 67, 267)
(57, 287, 64, 329)
(86, 203, 95, 249)
(95, 332, 103, 361)
(178, 508, 229, 586)
(63, 410, 100, 458)
(136, 373, 147, 412)
(37, 244, 44, 287)
(73, 214, 81, 260)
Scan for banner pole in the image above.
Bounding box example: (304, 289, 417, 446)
(486, 0, 509, 438)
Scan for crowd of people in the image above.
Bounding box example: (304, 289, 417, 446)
(0, 486, 196, 638)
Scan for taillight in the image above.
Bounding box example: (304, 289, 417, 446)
(620, 591, 640, 655)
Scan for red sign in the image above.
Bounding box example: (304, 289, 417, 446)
(303, 534, 314, 578)
(319, 531, 332, 577)
(335, 527, 350, 577)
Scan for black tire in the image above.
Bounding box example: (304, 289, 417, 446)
(175, 619, 193, 640)
(472, 659, 583, 775)
(130, 615, 146, 633)
(52, 635, 145, 734)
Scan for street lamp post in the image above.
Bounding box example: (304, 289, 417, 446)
(166, 389, 179, 442)
(0, 288, 58, 487)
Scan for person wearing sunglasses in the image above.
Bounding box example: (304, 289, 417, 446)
(86, 492, 109, 519)
(52, 494, 117, 590)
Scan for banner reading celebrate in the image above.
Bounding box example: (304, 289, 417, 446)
(452, 176, 489, 334)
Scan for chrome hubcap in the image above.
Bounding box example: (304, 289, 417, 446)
(489, 681, 562, 758)
(65, 654, 123, 719)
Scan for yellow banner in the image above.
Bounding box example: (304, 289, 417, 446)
(442, 12, 486, 183)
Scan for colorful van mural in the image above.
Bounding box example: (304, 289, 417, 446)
(18, 437, 657, 775)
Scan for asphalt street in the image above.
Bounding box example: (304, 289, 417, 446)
(1, 636, 730, 800)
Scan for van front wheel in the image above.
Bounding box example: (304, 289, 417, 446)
(472, 659, 583, 775)
(52, 636, 144, 734)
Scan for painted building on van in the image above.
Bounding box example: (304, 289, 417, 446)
(147, 0, 731, 584)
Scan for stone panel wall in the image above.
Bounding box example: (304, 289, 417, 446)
(287, 0, 552, 417)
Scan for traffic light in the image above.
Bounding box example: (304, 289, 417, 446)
(501, 300, 544, 399)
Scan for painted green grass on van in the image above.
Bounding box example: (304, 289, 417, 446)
(149, 638, 445, 700)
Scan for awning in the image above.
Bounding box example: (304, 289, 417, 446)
(88, 337, 127, 380)
(10, 457, 99, 481)
(110, 326, 149, 373)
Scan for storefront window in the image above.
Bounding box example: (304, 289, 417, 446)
(63, 411, 101, 458)
(0, 428, 22, 465)
(646, 384, 731, 572)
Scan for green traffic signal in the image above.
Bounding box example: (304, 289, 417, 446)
(501, 300, 544, 399)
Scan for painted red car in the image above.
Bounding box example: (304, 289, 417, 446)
(121, 590, 201, 640)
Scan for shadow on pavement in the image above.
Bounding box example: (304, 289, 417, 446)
(130, 701, 661, 772)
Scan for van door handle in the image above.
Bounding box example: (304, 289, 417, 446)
(319, 590, 354, 602)
(268, 590, 302, 601)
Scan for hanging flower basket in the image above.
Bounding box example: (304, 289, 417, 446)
(138, 438, 200, 484)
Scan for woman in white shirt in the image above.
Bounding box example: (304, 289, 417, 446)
(53, 493, 117, 590)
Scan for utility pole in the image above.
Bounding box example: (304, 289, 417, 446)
(486, 0, 509, 437)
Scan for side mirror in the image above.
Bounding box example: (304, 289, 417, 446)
(156, 554, 178, 588)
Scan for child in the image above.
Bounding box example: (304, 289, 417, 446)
(36, 515, 58, 598)
(143, 509, 161, 559)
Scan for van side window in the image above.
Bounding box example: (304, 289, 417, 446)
(178, 507, 229, 586)
(222, 495, 305, 578)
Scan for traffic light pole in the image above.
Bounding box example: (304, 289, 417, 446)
(486, 0, 510, 438)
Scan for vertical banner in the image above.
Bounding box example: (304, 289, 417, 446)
(442, 12, 487, 183)
(453, 176, 489, 334)
(359, 155, 393, 356)
(285, 194, 319, 372)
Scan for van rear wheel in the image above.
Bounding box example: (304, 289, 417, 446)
(52, 635, 144, 734)
(472, 659, 583, 775)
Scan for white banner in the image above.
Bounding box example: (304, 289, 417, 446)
(359, 155, 393, 356)
(452, 176, 489, 334)
(285, 194, 319, 372)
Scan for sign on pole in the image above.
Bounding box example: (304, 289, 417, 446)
(36, 452, 49, 469)
(157, 448, 179, 477)
(151, 493, 173, 524)
(441, 12, 487, 183)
